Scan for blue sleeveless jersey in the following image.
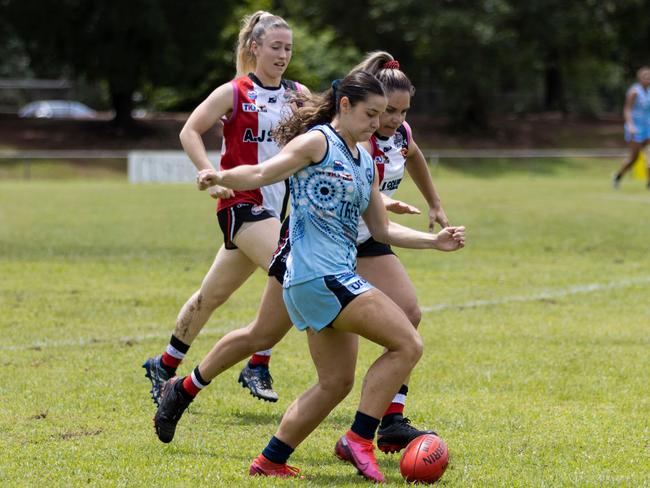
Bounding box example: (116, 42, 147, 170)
(629, 83, 650, 126)
(284, 124, 375, 286)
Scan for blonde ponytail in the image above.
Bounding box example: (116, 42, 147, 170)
(235, 11, 291, 77)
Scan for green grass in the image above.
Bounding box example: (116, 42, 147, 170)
(0, 158, 126, 180)
(1, 158, 649, 486)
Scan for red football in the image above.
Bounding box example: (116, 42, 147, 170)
(399, 434, 449, 483)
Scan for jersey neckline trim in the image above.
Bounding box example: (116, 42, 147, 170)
(326, 123, 361, 165)
(248, 72, 283, 91)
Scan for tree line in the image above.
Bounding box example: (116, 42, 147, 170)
(2, 0, 649, 130)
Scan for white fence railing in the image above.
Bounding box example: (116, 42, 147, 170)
(0, 148, 628, 182)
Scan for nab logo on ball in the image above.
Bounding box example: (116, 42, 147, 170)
(400, 434, 449, 484)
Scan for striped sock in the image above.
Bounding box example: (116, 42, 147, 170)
(381, 385, 408, 428)
(161, 335, 189, 376)
(249, 349, 272, 367)
(180, 366, 210, 399)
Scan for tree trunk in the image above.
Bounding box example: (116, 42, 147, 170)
(109, 85, 134, 131)
(543, 55, 566, 114)
(461, 88, 490, 132)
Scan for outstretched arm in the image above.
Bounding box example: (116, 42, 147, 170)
(382, 194, 421, 215)
(405, 138, 450, 231)
(197, 130, 327, 191)
(363, 175, 465, 251)
(180, 82, 234, 172)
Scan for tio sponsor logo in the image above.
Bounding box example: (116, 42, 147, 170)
(242, 103, 266, 113)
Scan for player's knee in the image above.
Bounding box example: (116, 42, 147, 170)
(403, 331, 424, 366)
(319, 373, 355, 401)
(248, 331, 279, 352)
(199, 287, 231, 309)
(244, 320, 288, 351)
(404, 302, 422, 328)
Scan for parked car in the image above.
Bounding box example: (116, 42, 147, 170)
(18, 100, 97, 119)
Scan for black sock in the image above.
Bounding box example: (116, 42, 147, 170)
(262, 436, 294, 464)
(351, 410, 380, 440)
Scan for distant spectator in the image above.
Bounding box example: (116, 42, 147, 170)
(613, 66, 650, 189)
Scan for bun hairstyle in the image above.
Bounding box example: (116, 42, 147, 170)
(351, 51, 415, 96)
(274, 70, 385, 146)
(236, 11, 291, 76)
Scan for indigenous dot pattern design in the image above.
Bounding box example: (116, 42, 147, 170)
(284, 124, 374, 286)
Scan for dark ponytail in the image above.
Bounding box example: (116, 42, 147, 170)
(274, 71, 385, 146)
(351, 51, 415, 96)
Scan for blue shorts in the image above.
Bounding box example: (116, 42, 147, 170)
(624, 122, 650, 143)
(283, 272, 374, 332)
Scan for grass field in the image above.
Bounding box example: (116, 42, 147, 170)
(1, 158, 649, 486)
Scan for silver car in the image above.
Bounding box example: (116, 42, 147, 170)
(18, 100, 97, 119)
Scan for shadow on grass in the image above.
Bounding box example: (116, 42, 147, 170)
(302, 455, 402, 484)
(218, 410, 283, 426)
(438, 157, 583, 178)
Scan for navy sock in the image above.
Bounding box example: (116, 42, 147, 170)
(351, 410, 380, 441)
(262, 436, 294, 465)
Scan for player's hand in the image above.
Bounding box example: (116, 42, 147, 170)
(429, 205, 450, 232)
(384, 197, 421, 215)
(208, 185, 235, 200)
(196, 168, 220, 191)
(434, 226, 466, 251)
(627, 123, 638, 135)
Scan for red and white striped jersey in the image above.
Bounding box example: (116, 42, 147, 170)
(218, 73, 302, 219)
(356, 121, 412, 244)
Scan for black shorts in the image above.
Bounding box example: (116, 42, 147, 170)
(267, 218, 395, 284)
(356, 237, 395, 258)
(217, 203, 276, 250)
(268, 217, 291, 284)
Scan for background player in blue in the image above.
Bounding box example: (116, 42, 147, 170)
(612, 66, 650, 189)
(196, 71, 465, 481)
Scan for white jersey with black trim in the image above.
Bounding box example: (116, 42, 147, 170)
(356, 122, 411, 244)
